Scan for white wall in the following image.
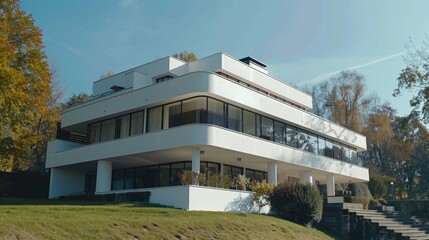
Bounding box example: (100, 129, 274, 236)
(109, 185, 269, 213)
(46, 125, 369, 182)
(61, 72, 366, 151)
(49, 167, 86, 199)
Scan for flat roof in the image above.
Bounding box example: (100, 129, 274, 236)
(239, 56, 268, 68)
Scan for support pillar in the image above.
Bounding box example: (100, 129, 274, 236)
(192, 147, 200, 173)
(326, 175, 335, 196)
(300, 171, 313, 185)
(95, 160, 112, 193)
(268, 162, 278, 186)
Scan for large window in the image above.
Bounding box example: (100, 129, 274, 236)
(159, 164, 170, 187)
(341, 145, 351, 163)
(163, 102, 181, 129)
(325, 139, 333, 158)
(307, 134, 318, 154)
(207, 98, 224, 127)
(243, 110, 256, 136)
(117, 115, 130, 138)
(147, 106, 162, 132)
(245, 168, 267, 182)
(227, 105, 242, 131)
(224, 164, 243, 181)
(112, 170, 125, 190)
(318, 137, 326, 156)
(86, 96, 361, 165)
(260, 116, 274, 141)
(297, 130, 308, 150)
(333, 142, 341, 160)
(130, 111, 144, 136)
(89, 122, 101, 144)
(274, 121, 286, 144)
(182, 97, 207, 124)
(286, 126, 298, 148)
(100, 119, 116, 141)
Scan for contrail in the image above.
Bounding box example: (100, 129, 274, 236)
(304, 51, 406, 85)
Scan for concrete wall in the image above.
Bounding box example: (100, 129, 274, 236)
(109, 185, 269, 213)
(49, 167, 86, 199)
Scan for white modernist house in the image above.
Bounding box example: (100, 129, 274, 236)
(46, 53, 369, 212)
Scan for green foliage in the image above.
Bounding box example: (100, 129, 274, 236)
(250, 180, 273, 210)
(206, 173, 221, 188)
(235, 174, 250, 190)
(394, 36, 429, 123)
(220, 174, 233, 189)
(172, 50, 197, 63)
(269, 181, 323, 227)
(368, 176, 388, 199)
(179, 170, 205, 186)
(64, 92, 91, 108)
(0, 0, 60, 171)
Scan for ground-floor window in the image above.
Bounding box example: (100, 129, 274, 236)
(110, 161, 268, 191)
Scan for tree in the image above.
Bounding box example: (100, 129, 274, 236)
(99, 70, 114, 79)
(394, 35, 429, 123)
(63, 92, 91, 108)
(309, 71, 376, 132)
(0, 0, 57, 171)
(172, 50, 197, 63)
(361, 103, 395, 175)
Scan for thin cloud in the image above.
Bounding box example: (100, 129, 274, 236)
(305, 51, 406, 85)
(45, 36, 91, 61)
(119, 0, 136, 8)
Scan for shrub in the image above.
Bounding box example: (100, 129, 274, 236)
(235, 174, 250, 190)
(0, 180, 11, 197)
(250, 180, 273, 210)
(207, 173, 221, 188)
(368, 176, 387, 199)
(344, 196, 371, 209)
(180, 170, 205, 186)
(269, 181, 323, 226)
(220, 174, 233, 189)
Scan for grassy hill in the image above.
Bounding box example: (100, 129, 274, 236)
(0, 198, 335, 240)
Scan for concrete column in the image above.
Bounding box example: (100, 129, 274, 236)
(192, 147, 200, 173)
(49, 167, 86, 199)
(96, 160, 113, 193)
(326, 175, 335, 196)
(299, 171, 313, 185)
(268, 162, 278, 186)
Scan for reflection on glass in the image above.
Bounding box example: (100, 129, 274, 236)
(297, 130, 308, 150)
(208, 98, 224, 127)
(333, 142, 341, 160)
(286, 126, 298, 147)
(274, 121, 286, 144)
(260, 116, 274, 141)
(100, 119, 116, 141)
(182, 97, 207, 124)
(307, 134, 318, 154)
(243, 110, 256, 136)
(227, 105, 242, 131)
(318, 137, 326, 156)
(130, 111, 143, 136)
(147, 107, 162, 132)
(117, 115, 130, 138)
(163, 102, 181, 129)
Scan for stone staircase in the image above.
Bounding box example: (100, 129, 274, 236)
(347, 208, 429, 240)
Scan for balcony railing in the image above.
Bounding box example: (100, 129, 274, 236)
(56, 123, 88, 145)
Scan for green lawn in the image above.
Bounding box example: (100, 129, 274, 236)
(0, 198, 336, 240)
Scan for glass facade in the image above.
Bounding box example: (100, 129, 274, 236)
(111, 161, 268, 191)
(87, 96, 360, 165)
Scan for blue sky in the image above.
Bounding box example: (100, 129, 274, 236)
(21, 0, 429, 116)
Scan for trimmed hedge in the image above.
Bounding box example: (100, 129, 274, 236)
(269, 181, 323, 227)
